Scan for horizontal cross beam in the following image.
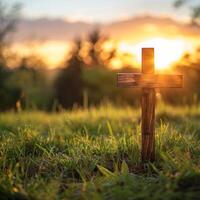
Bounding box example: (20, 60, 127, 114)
(117, 73, 183, 88)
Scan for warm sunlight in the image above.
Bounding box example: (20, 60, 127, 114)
(12, 41, 71, 68)
(119, 38, 193, 70)
(2, 0, 200, 198)
(12, 38, 195, 69)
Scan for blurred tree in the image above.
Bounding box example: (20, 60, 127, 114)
(54, 30, 139, 109)
(161, 48, 200, 105)
(82, 67, 141, 107)
(54, 39, 84, 109)
(0, 0, 21, 111)
(0, 66, 21, 111)
(54, 29, 117, 109)
(174, 0, 200, 25)
(86, 29, 116, 67)
(0, 0, 21, 65)
(7, 55, 54, 111)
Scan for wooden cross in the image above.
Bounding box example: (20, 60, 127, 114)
(117, 48, 183, 162)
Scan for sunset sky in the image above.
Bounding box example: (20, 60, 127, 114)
(9, 0, 190, 22)
(8, 0, 200, 70)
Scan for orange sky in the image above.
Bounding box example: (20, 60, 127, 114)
(12, 15, 200, 70)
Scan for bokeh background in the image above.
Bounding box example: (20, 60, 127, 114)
(1, 0, 200, 111)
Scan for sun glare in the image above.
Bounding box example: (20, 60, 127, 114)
(13, 41, 71, 68)
(119, 38, 192, 70)
(12, 38, 195, 70)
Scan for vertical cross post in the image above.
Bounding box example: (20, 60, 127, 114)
(141, 48, 156, 162)
(117, 47, 183, 163)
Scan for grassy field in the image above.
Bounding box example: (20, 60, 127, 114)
(0, 104, 200, 200)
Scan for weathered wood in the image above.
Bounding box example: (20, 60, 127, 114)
(116, 47, 183, 163)
(142, 48, 154, 74)
(117, 73, 183, 88)
(141, 48, 156, 162)
(141, 88, 155, 162)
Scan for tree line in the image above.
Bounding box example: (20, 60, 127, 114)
(1, 1, 200, 111)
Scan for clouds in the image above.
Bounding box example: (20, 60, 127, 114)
(10, 0, 189, 23)
(11, 14, 200, 68)
(13, 15, 200, 43)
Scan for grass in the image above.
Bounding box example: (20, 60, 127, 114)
(0, 103, 200, 199)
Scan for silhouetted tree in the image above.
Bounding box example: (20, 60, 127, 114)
(0, 0, 21, 111)
(174, 0, 200, 25)
(161, 48, 200, 105)
(8, 55, 54, 111)
(54, 30, 117, 109)
(86, 29, 116, 67)
(0, 1, 21, 65)
(0, 65, 21, 111)
(54, 39, 84, 109)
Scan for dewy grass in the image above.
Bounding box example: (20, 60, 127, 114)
(0, 104, 199, 200)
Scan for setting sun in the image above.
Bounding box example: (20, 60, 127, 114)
(12, 37, 195, 70)
(119, 38, 193, 70)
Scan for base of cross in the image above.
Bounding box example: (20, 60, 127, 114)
(141, 88, 156, 162)
(117, 48, 183, 163)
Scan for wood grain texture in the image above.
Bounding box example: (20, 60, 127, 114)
(141, 48, 156, 162)
(141, 88, 156, 162)
(117, 73, 183, 88)
(116, 48, 183, 163)
(142, 48, 154, 74)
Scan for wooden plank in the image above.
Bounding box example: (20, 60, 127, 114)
(141, 88, 156, 162)
(116, 48, 183, 163)
(117, 73, 183, 88)
(142, 48, 154, 74)
(141, 48, 155, 162)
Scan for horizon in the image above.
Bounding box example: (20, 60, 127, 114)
(12, 13, 200, 69)
(5, 0, 200, 70)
